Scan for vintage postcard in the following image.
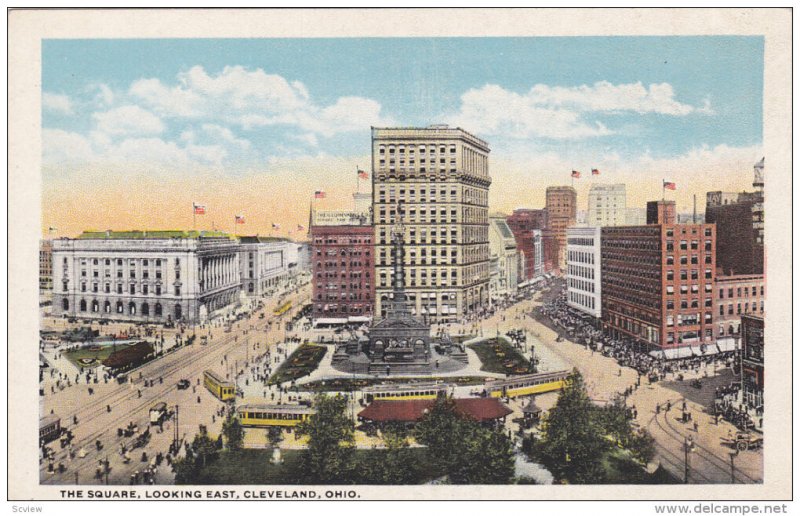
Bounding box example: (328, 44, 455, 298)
(7, 7, 793, 506)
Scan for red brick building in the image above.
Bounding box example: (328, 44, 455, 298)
(545, 186, 577, 271)
(714, 274, 765, 338)
(647, 200, 677, 225)
(541, 229, 559, 274)
(601, 222, 717, 350)
(506, 209, 548, 279)
(310, 225, 374, 321)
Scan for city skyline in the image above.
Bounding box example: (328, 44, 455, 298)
(42, 37, 764, 237)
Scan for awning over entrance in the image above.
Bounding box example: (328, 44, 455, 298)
(313, 317, 348, 326)
(650, 343, 726, 360)
(347, 316, 371, 323)
(715, 338, 739, 352)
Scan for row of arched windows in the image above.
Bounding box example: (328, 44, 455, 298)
(62, 298, 182, 319)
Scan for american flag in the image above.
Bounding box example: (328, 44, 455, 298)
(591, 168, 600, 175)
(314, 190, 326, 199)
(357, 169, 368, 179)
(663, 180, 676, 191)
(235, 215, 245, 224)
(272, 223, 281, 230)
(571, 170, 581, 178)
(193, 203, 206, 215)
(297, 224, 306, 231)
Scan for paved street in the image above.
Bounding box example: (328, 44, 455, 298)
(40, 280, 762, 485)
(40, 282, 312, 485)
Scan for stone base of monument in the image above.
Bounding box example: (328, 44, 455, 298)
(367, 360, 433, 375)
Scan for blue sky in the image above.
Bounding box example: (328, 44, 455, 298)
(41, 37, 765, 235)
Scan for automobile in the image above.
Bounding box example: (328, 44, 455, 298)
(177, 379, 191, 390)
(722, 432, 764, 452)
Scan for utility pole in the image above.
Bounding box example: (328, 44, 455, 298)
(684, 436, 694, 484)
(174, 405, 179, 452)
(730, 451, 737, 483)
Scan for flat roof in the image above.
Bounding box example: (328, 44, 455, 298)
(78, 230, 232, 240)
(358, 398, 512, 423)
(236, 404, 315, 414)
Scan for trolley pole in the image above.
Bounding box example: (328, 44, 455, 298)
(174, 405, 179, 452)
(683, 436, 694, 484)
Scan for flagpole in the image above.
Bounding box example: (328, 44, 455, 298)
(356, 165, 360, 194)
(662, 179, 665, 201)
(192, 203, 196, 231)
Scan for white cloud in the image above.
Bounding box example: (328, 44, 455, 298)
(186, 143, 227, 164)
(129, 77, 201, 117)
(94, 84, 115, 107)
(527, 81, 696, 115)
(42, 129, 94, 163)
(201, 123, 251, 150)
(129, 65, 393, 138)
(42, 93, 73, 115)
(108, 137, 190, 165)
(448, 81, 707, 140)
(318, 97, 394, 136)
(449, 84, 612, 140)
(92, 105, 165, 136)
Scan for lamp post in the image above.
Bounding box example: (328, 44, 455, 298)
(729, 449, 739, 483)
(683, 435, 695, 484)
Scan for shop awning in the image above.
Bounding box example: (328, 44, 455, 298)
(313, 318, 348, 326)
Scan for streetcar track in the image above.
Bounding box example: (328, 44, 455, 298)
(659, 401, 760, 483)
(41, 335, 246, 483)
(41, 293, 305, 485)
(648, 411, 714, 483)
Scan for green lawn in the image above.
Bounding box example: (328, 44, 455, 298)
(601, 447, 681, 484)
(267, 344, 327, 385)
(179, 447, 446, 485)
(63, 343, 132, 369)
(297, 376, 486, 392)
(468, 338, 533, 375)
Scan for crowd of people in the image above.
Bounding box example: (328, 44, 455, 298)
(537, 282, 761, 433)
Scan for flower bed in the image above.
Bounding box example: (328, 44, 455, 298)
(267, 344, 327, 385)
(468, 338, 533, 375)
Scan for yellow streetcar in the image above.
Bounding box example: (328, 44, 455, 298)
(362, 382, 451, 403)
(273, 300, 292, 317)
(236, 404, 315, 427)
(485, 370, 569, 398)
(203, 370, 235, 401)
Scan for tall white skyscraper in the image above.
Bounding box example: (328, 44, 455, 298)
(587, 183, 626, 227)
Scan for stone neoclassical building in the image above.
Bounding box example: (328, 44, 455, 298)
(51, 230, 241, 324)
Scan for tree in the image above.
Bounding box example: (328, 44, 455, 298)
(295, 394, 355, 483)
(172, 455, 199, 484)
(368, 426, 419, 484)
(416, 397, 515, 484)
(222, 413, 244, 452)
(628, 430, 656, 465)
(267, 426, 283, 447)
(535, 369, 609, 483)
(191, 425, 219, 468)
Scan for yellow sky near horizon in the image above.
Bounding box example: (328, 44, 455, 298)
(41, 146, 763, 240)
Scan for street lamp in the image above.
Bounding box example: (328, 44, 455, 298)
(729, 449, 739, 484)
(683, 435, 695, 484)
